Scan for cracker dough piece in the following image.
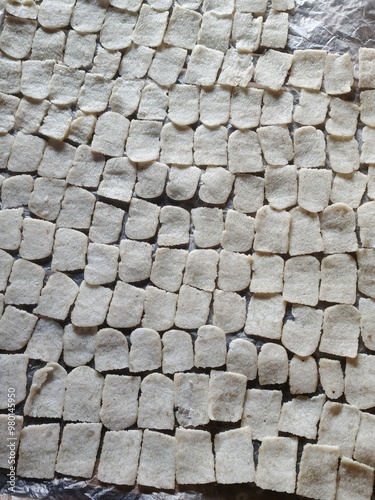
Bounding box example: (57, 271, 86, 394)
(192, 206, 223, 246)
(194, 124, 227, 166)
(289, 49, 327, 90)
(137, 430, 176, 489)
(202, 0, 234, 15)
(265, 164, 297, 210)
(0, 414, 23, 469)
(56, 423, 101, 478)
(185, 44, 223, 85)
(151, 249, 188, 293)
(133, 5, 168, 47)
(63, 324, 97, 367)
(164, 166, 197, 203)
(331, 171, 367, 208)
(5, 259, 44, 305)
(5, 0, 37, 20)
(230, 87, 263, 130)
(98, 430, 142, 486)
(236, 0, 267, 13)
(272, 0, 295, 9)
(212, 290, 246, 333)
(368, 165, 375, 199)
(100, 9, 136, 50)
(261, 10, 288, 49)
(218, 250, 251, 292)
(0, 208, 23, 251)
(71, 282, 112, 328)
(208, 371, 247, 422)
(0, 354, 28, 408)
(109, 0, 142, 9)
(358, 201, 375, 247)
(91, 112, 129, 158)
(118, 240, 151, 284)
(63, 366, 104, 423)
(294, 89, 330, 126)
(318, 401, 360, 457)
(30, 28, 65, 62)
(245, 294, 286, 340)
(226, 339, 257, 380)
(126, 120, 162, 163)
(359, 297, 375, 350)
(297, 444, 340, 500)
(148, 45, 187, 87)
(92, 48, 121, 79)
(228, 131, 263, 174)
(0, 305, 37, 351)
(195, 325, 226, 368)
(33, 272, 78, 321)
(279, 394, 326, 439)
(0, 250, 13, 291)
(0, 57, 21, 94)
(324, 52, 354, 95)
(319, 358, 344, 400)
(78, 74, 113, 113)
(283, 256, 320, 307)
(200, 85, 231, 127)
(142, 286, 177, 331)
(359, 47, 375, 89)
(84, 243, 119, 286)
(100, 375, 140, 430)
(258, 343, 288, 385)
(107, 282, 145, 329)
(326, 97, 359, 137)
(39, 104, 72, 141)
(320, 254, 357, 304)
(298, 168, 331, 213)
(129, 328, 161, 373)
(176, 428, 215, 484)
(320, 203, 358, 253)
(164, 6, 201, 50)
(336, 458, 374, 500)
(320, 305, 360, 358)
(197, 12, 232, 52)
(0, 92, 19, 133)
(8, 132, 46, 173)
(199, 167, 234, 205)
(38, 0, 75, 28)
(345, 353, 375, 409)
(137, 373, 174, 429)
(177, 0, 202, 8)
(250, 254, 284, 294)
(49, 65, 85, 106)
(254, 205, 291, 253)
(294, 126, 326, 168)
(183, 249, 219, 292)
(67, 112, 96, 144)
(242, 388, 282, 440)
(360, 90, 375, 127)
(354, 412, 375, 468)
(160, 123, 194, 165)
(261, 90, 293, 126)
(282, 305, 323, 356)
(289, 355, 318, 394)
(1, 174, 34, 209)
(89, 202, 124, 245)
(25, 318, 63, 363)
(168, 84, 199, 127)
(175, 285, 212, 329)
(57, 186, 95, 229)
(24, 363, 67, 419)
(125, 198, 160, 240)
(0, 134, 14, 170)
(254, 49, 293, 91)
(233, 12, 262, 52)
(327, 135, 360, 174)
(64, 31, 96, 69)
(95, 328, 128, 372)
(38, 139, 76, 179)
(17, 424, 59, 480)
(215, 427, 255, 484)
(222, 210, 255, 252)
(138, 83, 168, 121)
(162, 330, 194, 374)
(0, 17, 37, 59)
(361, 126, 375, 164)
(51, 228, 88, 272)
(218, 49, 254, 87)
(119, 44, 155, 79)
(175, 372, 209, 426)
(256, 437, 298, 494)
(257, 125, 293, 165)
(21, 60, 53, 100)
(98, 157, 136, 203)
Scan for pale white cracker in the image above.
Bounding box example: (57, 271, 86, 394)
(0, 57, 21, 94)
(221, 209, 255, 253)
(358, 201, 375, 247)
(107, 282, 145, 329)
(71, 281, 112, 328)
(0, 306, 37, 351)
(126, 120, 162, 163)
(241, 388, 282, 440)
(174, 372, 209, 427)
(0, 354, 28, 408)
(166, 165, 201, 201)
(118, 240, 152, 284)
(129, 328, 161, 373)
(175, 285, 212, 329)
(151, 249, 187, 293)
(258, 342, 288, 386)
(257, 125, 294, 165)
(0, 92, 19, 133)
(98, 157, 136, 203)
(95, 328, 129, 372)
(354, 412, 375, 468)
(137, 373, 174, 430)
(215, 427, 255, 484)
(327, 135, 360, 174)
(320, 254, 357, 304)
(0, 249, 13, 291)
(261, 90, 293, 125)
(70, 0, 107, 32)
(119, 44, 155, 80)
(92, 48, 121, 79)
(230, 87, 263, 129)
(64, 30, 96, 69)
(195, 324, 226, 368)
(331, 171, 366, 207)
(33, 272, 78, 321)
(57, 186, 95, 228)
(68, 112, 96, 144)
(213, 290, 247, 333)
(192, 207, 224, 248)
(0, 17, 37, 59)
(168, 84, 199, 126)
(91, 112, 129, 158)
(64, 321, 96, 367)
(100, 9, 137, 51)
(0, 414, 23, 469)
(185, 44, 224, 85)
(236, 0, 267, 14)
(232, 12, 262, 52)
(141, 286, 177, 331)
(84, 243, 119, 286)
(261, 9, 289, 49)
(39, 104, 72, 141)
(176, 428, 215, 484)
(0, 208, 23, 251)
(324, 53, 354, 94)
(164, 5, 202, 50)
(336, 458, 374, 500)
(265, 164, 297, 210)
(254, 49, 293, 91)
(183, 249, 219, 292)
(162, 330, 194, 374)
(288, 49, 327, 90)
(148, 45, 187, 87)
(194, 124, 227, 166)
(294, 126, 326, 168)
(278, 394, 326, 439)
(218, 250, 251, 292)
(360, 126, 375, 164)
(200, 85, 231, 127)
(160, 123, 194, 165)
(289, 355, 318, 394)
(245, 294, 286, 340)
(89, 201, 124, 245)
(8, 132, 46, 173)
(132, 5, 168, 47)
(359, 47, 375, 89)
(1, 174, 34, 209)
(31, 27, 65, 62)
(319, 304, 360, 358)
(5, 258, 44, 305)
(298, 168, 332, 213)
(100, 375, 140, 430)
(234, 174, 264, 213)
(218, 49, 254, 87)
(137, 430, 176, 489)
(51, 227, 88, 272)
(21, 60, 53, 100)
(78, 74, 113, 113)
(359, 297, 375, 350)
(110, 0, 142, 10)
(199, 167, 234, 205)
(124, 198, 160, 240)
(319, 358, 344, 400)
(254, 205, 291, 253)
(229, 130, 263, 173)
(320, 203, 358, 253)
(293, 89, 330, 125)
(345, 353, 375, 409)
(158, 206, 190, 247)
(26, 319, 63, 363)
(226, 339, 257, 380)
(283, 256, 320, 307)
(0, 134, 14, 170)
(38, 139, 76, 179)
(326, 97, 359, 137)
(360, 89, 375, 127)
(250, 253, 284, 294)
(272, 0, 295, 9)
(197, 12, 232, 52)
(49, 64, 85, 106)
(208, 370, 247, 422)
(368, 165, 375, 198)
